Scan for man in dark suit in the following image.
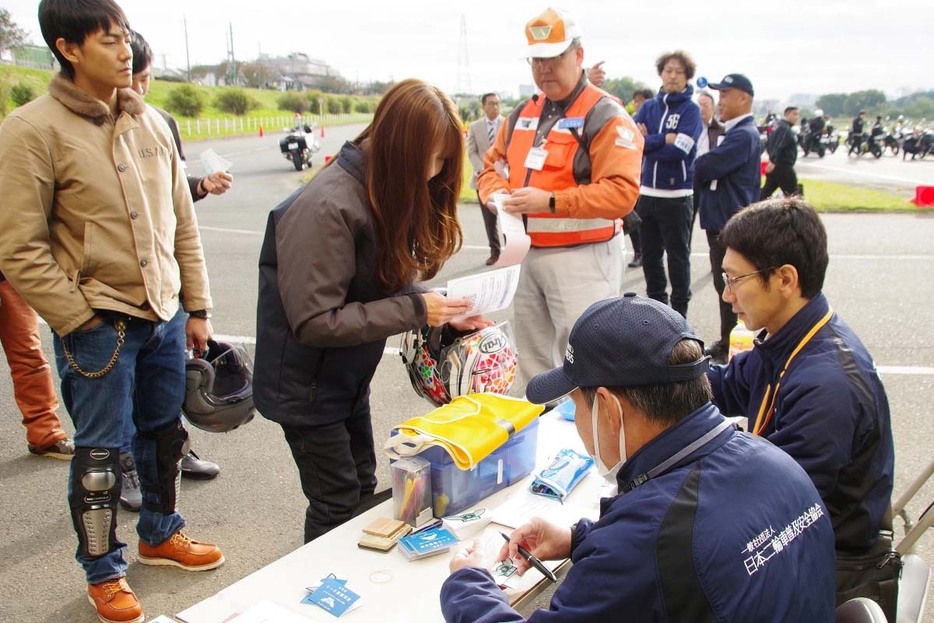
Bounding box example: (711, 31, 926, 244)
(467, 93, 503, 265)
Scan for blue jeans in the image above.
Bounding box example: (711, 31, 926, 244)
(54, 309, 188, 583)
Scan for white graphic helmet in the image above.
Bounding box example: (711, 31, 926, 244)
(400, 322, 519, 406)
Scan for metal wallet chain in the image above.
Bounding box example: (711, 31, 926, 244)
(63, 317, 127, 379)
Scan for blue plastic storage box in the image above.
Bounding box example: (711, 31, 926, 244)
(417, 417, 539, 517)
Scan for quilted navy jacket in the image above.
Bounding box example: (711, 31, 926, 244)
(440, 404, 836, 623)
(709, 293, 895, 553)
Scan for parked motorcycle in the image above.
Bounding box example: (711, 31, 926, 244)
(846, 132, 883, 158)
(279, 123, 321, 171)
(885, 128, 903, 156)
(821, 126, 841, 154)
(902, 127, 934, 160)
(801, 130, 825, 158)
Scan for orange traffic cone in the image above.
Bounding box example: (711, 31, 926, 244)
(320, 125, 325, 138)
(258, 125, 264, 137)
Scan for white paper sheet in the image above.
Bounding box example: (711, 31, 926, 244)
(490, 193, 531, 267)
(200, 149, 233, 174)
(492, 471, 604, 529)
(446, 265, 521, 318)
(228, 601, 311, 623)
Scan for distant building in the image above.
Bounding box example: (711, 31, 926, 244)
(260, 52, 340, 90)
(518, 83, 537, 98)
(2, 45, 57, 71)
(152, 67, 188, 82)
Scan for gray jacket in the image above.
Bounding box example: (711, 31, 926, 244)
(254, 141, 427, 426)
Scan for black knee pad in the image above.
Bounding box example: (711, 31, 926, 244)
(71, 447, 121, 558)
(138, 420, 189, 513)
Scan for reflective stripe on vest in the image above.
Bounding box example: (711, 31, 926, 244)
(507, 84, 620, 248)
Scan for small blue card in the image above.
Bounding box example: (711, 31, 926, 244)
(398, 526, 458, 560)
(303, 578, 360, 617)
(558, 117, 585, 130)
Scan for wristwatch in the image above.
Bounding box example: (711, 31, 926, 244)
(188, 309, 211, 319)
(548, 192, 556, 213)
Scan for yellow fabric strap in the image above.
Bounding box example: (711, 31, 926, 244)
(752, 309, 834, 436)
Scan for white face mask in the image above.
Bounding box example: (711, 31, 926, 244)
(590, 393, 627, 480)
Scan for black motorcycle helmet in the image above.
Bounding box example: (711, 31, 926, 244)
(183, 340, 255, 433)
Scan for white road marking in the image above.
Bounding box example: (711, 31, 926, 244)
(877, 366, 934, 376)
(198, 227, 934, 261)
(34, 326, 933, 373)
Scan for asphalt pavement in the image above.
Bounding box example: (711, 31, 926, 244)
(1, 125, 932, 622)
(795, 143, 934, 195)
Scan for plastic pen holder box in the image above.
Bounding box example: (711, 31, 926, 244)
(391, 457, 433, 528)
(416, 417, 539, 518)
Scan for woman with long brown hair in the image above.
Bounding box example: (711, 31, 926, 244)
(254, 79, 489, 542)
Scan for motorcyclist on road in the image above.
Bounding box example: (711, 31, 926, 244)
(808, 110, 825, 136)
(806, 110, 825, 153)
(870, 116, 885, 138)
(849, 110, 867, 155)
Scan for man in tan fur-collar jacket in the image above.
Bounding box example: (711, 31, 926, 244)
(0, 2, 224, 621)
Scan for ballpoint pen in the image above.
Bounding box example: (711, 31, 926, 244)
(500, 531, 558, 583)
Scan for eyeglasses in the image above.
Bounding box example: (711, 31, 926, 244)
(722, 267, 776, 291)
(527, 45, 576, 67)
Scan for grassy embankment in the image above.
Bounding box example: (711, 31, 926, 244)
(0, 64, 373, 140)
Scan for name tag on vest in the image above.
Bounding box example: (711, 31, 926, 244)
(524, 147, 548, 171)
(557, 117, 584, 130)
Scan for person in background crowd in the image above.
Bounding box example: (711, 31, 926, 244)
(1, 272, 75, 460)
(708, 197, 895, 617)
(625, 86, 656, 267)
(441, 294, 836, 623)
(692, 90, 724, 237)
(476, 7, 642, 385)
(0, 2, 225, 621)
(633, 51, 703, 318)
(694, 73, 761, 363)
(629, 88, 653, 115)
(584, 64, 645, 270)
(467, 93, 504, 265)
(254, 79, 489, 543)
(761, 106, 800, 199)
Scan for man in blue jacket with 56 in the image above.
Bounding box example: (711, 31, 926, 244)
(694, 73, 762, 362)
(440, 294, 836, 623)
(633, 51, 703, 318)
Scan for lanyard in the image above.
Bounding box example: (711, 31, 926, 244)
(621, 418, 735, 493)
(752, 309, 834, 436)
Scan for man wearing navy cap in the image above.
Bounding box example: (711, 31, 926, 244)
(694, 73, 762, 363)
(440, 294, 835, 623)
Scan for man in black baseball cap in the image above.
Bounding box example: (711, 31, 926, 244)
(694, 72, 762, 363)
(708, 73, 755, 96)
(441, 293, 836, 622)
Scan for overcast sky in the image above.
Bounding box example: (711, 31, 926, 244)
(5, 0, 931, 102)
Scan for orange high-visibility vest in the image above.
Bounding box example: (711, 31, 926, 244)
(506, 85, 621, 248)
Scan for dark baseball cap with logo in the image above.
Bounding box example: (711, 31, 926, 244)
(526, 293, 709, 404)
(708, 73, 754, 97)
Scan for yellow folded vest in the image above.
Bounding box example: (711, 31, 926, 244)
(383, 393, 543, 470)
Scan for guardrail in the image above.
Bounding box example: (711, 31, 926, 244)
(179, 113, 373, 140)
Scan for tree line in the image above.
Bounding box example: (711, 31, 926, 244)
(816, 90, 934, 120)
